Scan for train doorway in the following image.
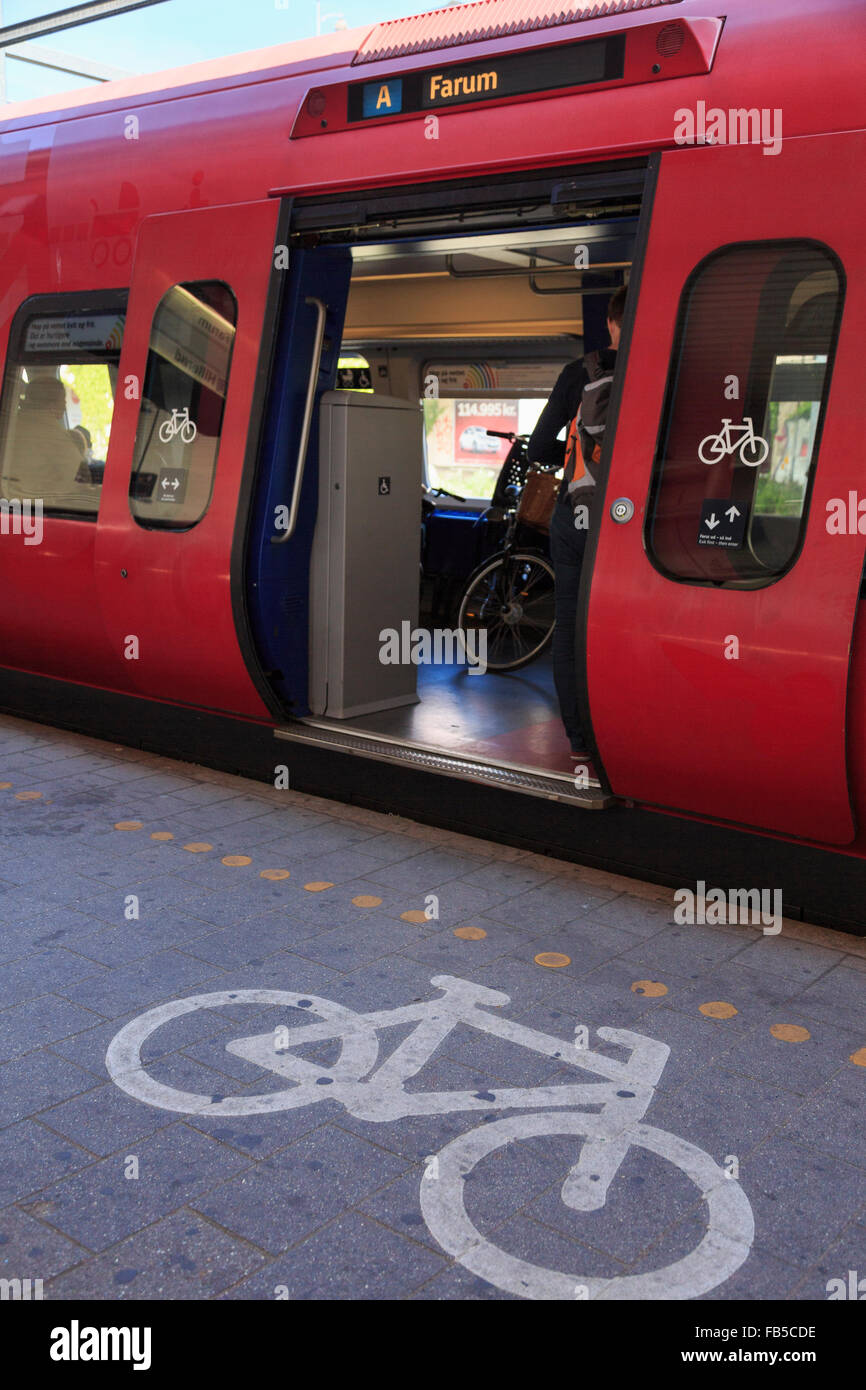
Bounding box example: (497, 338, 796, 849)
(247, 164, 646, 805)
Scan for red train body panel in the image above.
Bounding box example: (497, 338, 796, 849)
(1, 0, 865, 918)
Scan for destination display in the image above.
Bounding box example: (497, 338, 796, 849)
(348, 35, 624, 123)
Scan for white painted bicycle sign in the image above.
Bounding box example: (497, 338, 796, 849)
(698, 416, 769, 467)
(106, 974, 754, 1300)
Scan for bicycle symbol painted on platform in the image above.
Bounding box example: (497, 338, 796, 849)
(158, 407, 197, 445)
(105, 974, 755, 1299)
(698, 417, 769, 467)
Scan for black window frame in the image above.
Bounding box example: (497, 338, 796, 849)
(0, 288, 128, 523)
(644, 237, 846, 590)
(128, 278, 238, 533)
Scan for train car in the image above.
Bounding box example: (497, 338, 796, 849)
(0, 0, 864, 931)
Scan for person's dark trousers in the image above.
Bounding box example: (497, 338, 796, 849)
(548, 497, 588, 751)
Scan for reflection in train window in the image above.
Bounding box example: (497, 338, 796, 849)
(129, 280, 237, 529)
(0, 298, 126, 519)
(648, 243, 843, 586)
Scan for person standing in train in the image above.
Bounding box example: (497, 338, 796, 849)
(526, 287, 626, 757)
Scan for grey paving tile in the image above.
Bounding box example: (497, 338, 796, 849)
(180, 920, 300, 970)
(0, 1121, 94, 1206)
(47, 1206, 267, 1300)
(619, 924, 754, 977)
(170, 797, 285, 832)
(780, 1068, 866, 1168)
(580, 892, 676, 939)
(743, 1139, 866, 1271)
(0, 995, 104, 1061)
(292, 919, 421, 972)
(508, 921, 637, 979)
(0, 1204, 87, 1283)
(484, 879, 617, 931)
(57, 949, 219, 1019)
(34, 1081, 178, 1156)
(190, 1167, 336, 1255)
(0, 1049, 99, 1128)
(0, 948, 105, 1009)
(660, 960, 810, 1032)
(647, 1067, 804, 1162)
(402, 921, 530, 971)
(364, 849, 492, 893)
(407, 1263, 520, 1299)
(517, 959, 697, 1033)
(453, 858, 559, 896)
(731, 935, 846, 985)
(261, 1123, 409, 1205)
(221, 1210, 445, 1299)
(796, 966, 866, 1029)
(716, 1016, 864, 1096)
(790, 1224, 866, 1300)
(33, 1123, 250, 1252)
(357, 1168, 443, 1251)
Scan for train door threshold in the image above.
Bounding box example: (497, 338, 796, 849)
(274, 719, 614, 809)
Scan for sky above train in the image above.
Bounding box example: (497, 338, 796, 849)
(2, 0, 465, 101)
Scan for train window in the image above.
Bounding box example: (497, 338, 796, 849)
(0, 298, 127, 519)
(129, 281, 236, 529)
(647, 242, 843, 586)
(421, 361, 567, 501)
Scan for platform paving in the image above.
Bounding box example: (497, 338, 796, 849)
(0, 713, 864, 1302)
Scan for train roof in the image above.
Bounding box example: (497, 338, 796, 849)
(1, 0, 864, 133)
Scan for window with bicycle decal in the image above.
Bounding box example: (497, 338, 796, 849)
(648, 241, 842, 585)
(129, 280, 237, 529)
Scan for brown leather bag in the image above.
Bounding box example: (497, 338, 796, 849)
(516, 468, 559, 534)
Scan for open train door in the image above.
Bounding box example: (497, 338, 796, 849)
(584, 132, 865, 843)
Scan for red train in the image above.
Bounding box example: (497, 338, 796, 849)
(1, 0, 864, 930)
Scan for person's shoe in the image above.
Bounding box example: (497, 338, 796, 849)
(570, 742, 590, 758)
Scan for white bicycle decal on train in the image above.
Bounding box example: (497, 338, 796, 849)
(105, 974, 755, 1300)
(698, 416, 769, 467)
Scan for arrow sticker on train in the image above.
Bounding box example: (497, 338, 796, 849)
(697, 498, 748, 549)
(157, 469, 188, 505)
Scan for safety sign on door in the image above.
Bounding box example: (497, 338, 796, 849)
(697, 499, 748, 548)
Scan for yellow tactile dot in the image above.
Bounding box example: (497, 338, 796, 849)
(260, 869, 290, 881)
(699, 1001, 739, 1019)
(400, 909, 428, 923)
(454, 926, 487, 940)
(849, 1047, 866, 1068)
(113, 819, 142, 829)
(535, 952, 571, 969)
(770, 1024, 811, 1043)
(221, 855, 252, 867)
(150, 831, 174, 841)
(631, 980, 668, 997)
(183, 842, 213, 853)
(0, 782, 12, 789)
(304, 881, 333, 892)
(352, 895, 383, 908)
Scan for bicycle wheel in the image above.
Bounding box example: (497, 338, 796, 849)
(105, 988, 379, 1116)
(697, 432, 726, 465)
(158, 419, 173, 443)
(420, 1111, 754, 1300)
(739, 434, 769, 466)
(458, 551, 555, 673)
(180, 420, 196, 444)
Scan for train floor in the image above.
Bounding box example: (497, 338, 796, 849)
(0, 711, 864, 1302)
(340, 648, 578, 773)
